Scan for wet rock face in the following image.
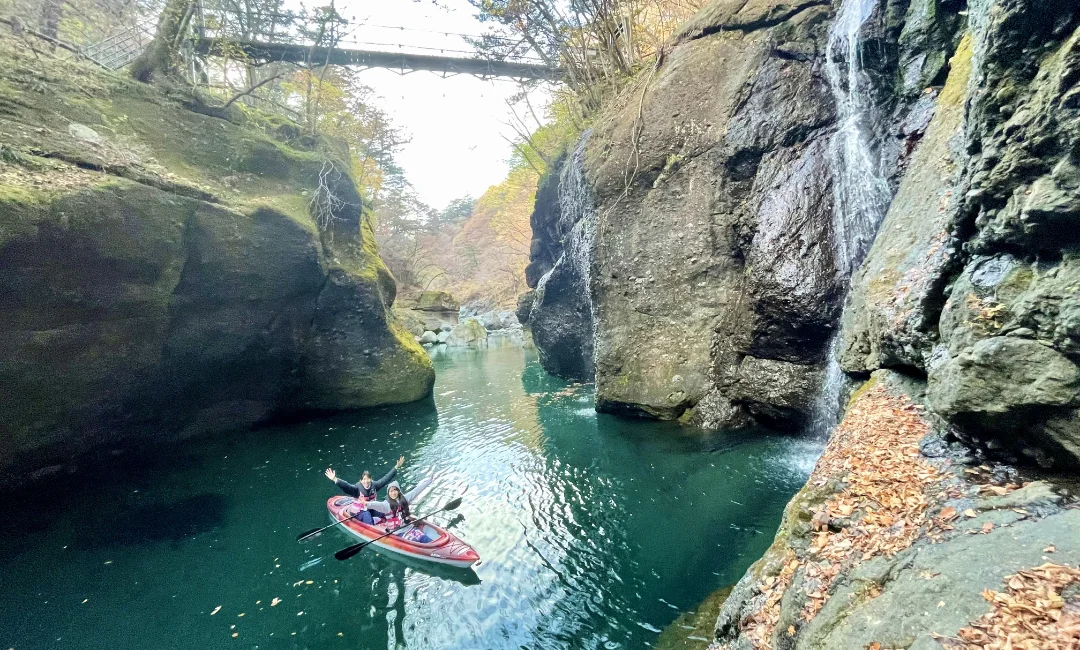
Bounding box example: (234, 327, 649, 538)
(526, 0, 844, 423)
(526, 138, 597, 383)
(529, 221, 596, 382)
(842, 0, 1080, 464)
(524, 156, 565, 288)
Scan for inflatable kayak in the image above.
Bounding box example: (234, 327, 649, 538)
(326, 496, 481, 569)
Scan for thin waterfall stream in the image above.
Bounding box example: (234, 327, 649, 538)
(812, 0, 894, 435)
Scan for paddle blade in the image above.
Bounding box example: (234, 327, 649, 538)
(444, 497, 462, 511)
(334, 542, 366, 561)
(296, 528, 323, 542)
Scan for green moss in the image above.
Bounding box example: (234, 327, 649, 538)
(846, 375, 879, 410)
(938, 34, 973, 108)
(654, 586, 732, 650)
(997, 265, 1036, 301)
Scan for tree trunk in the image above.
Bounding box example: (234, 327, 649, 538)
(39, 0, 63, 48)
(130, 0, 194, 83)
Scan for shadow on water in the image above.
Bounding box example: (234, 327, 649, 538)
(73, 492, 230, 550)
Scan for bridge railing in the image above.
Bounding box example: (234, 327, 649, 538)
(194, 7, 555, 74)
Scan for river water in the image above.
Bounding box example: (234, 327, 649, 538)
(0, 346, 820, 649)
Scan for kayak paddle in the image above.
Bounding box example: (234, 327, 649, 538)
(297, 508, 365, 542)
(334, 496, 463, 561)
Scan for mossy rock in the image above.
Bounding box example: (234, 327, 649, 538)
(0, 47, 433, 487)
(655, 586, 732, 650)
(413, 290, 459, 312)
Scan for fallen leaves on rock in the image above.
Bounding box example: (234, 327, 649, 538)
(722, 383, 948, 649)
(935, 563, 1080, 649)
(739, 553, 800, 649)
(799, 385, 940, 623)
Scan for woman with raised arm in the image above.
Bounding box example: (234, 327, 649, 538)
(324, 456, 405, 524)
(365, 473, 437, 541)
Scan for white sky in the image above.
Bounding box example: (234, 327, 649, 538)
(336, 0, 554, 209)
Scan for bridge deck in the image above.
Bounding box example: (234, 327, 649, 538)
(193, 39, 563, 81)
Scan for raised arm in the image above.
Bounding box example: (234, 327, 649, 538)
(403, 476, 433, 504)
(372, 456, 406, 490)
(365, 499, 391, 515)
(325, 468, 360, 498)
(370, 467, 397, 491)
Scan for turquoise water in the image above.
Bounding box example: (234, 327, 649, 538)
(0, 346, 821, 649)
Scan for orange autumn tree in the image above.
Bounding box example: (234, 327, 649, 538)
(379, 93, 580, 309)
(445, 165, 538, 306)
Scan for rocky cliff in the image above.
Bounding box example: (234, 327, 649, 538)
(0, 47, 434, 488)
(842, 0, 1080, 467)
(526, 0, 965, 427)
(529, 0, 844, 423)
(524, 0, 1080, 646)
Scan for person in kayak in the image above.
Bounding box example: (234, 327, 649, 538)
(324, 456, 404, 524)
(366, 475, 435, 542)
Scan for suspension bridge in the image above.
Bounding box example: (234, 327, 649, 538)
(76, 7, 564, 82)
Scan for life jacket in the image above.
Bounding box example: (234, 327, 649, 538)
(383, 496, 410, 529)
(344, 496, 370, 518)
(356, 482, 378, 500)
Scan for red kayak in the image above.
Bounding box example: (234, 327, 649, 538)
(326, 496, 481, 569)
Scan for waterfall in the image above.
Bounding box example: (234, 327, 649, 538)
(557, 132, 598, 308)
(530, 131, 598, 380)
(558, 133, 599, 368)
(826, 0, 892, 276)
(812, 0, 893, 436)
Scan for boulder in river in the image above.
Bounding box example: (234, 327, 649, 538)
(478, 310, 504, 330)
(446, 318, 488, 347)
(418, 331, 439, 345)
(516, 290, 534, 325)
(395, 307, 427, 337)
(412, 290, 459, 312)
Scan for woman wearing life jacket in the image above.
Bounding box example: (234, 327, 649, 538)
(324, 456, 404, 524)
(366, 475, 435, 542)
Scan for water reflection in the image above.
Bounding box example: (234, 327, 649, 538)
(0, 347, 820, 650)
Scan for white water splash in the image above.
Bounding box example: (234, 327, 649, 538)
(813, 0, 893, 436)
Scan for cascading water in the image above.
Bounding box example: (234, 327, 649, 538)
(556, 132, 599, 370)
(811, 0, 894, 436)
(530, 131, 598, 379)
(825, 0, 893, 277)
(557, 132, 598, 300)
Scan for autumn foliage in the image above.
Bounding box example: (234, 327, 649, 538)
(735, 384, 945, 648)
(942, 563, 1080, 650)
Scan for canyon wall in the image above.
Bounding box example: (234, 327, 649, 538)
(526, 0, 964, 430)
(525, 0, 1080, 646)
(0, 52, 434, 488)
